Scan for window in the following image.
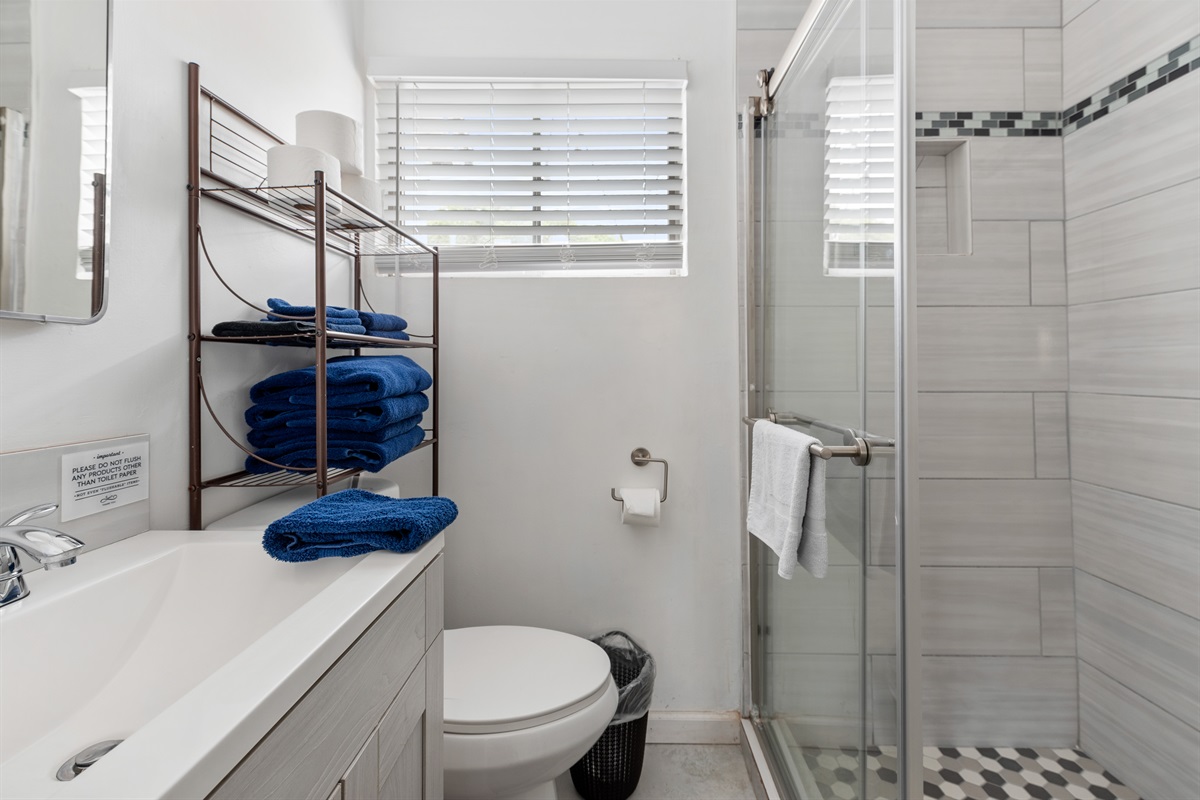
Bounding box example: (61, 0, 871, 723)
(373, 77, 685, 276)
(823, 75, 895, 278)
(71, 86, 106, 279)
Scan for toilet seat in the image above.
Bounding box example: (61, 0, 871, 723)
(444, 626, 613, 734)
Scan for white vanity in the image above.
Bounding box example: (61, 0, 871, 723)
(0, 530, 444, 800)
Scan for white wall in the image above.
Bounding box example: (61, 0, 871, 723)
(362, 0, 743, 713)
(0, 0, 364, 539)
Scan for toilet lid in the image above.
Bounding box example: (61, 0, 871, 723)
(444, 626, 614, 734)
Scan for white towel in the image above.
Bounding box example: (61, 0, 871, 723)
(746, 420, 829, 579)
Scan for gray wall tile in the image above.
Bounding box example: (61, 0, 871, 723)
(1040, 568, 1077, 656)
(870, 654, 1079, 746)
(1034, 393, 1070, 478)
(917, 187, 950, 254)
(917, 308, 1068, 391)
(1076, 572, 1200, 729)
(737, 0, 812, 31)
(1024, 29, 1063, 110)
(1064, 78, 1200, 219)
(768, 653, 863, 746)
(971, 138, 1065, 221)
(765, 565, 863, 655)
(1030, 221, 1067, 306)
(872, 479, 1074, 567)
(1072, 481, 1200, 619)
(1066, 179, 1200, 305)
(1068, 290, 1200, 399)
(1063, 0, 1099, 25)
(917, 221, 1031, 307)
(1062, 0, 1200, 103)
(917, 0, 1061, 28)
(916, 29, 1025, 109)
(1069, 393, 1200, 507)
(1080, 662, 1200, 800)
(919, 393, 1036, 478)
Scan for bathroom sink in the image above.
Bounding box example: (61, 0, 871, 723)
(0, 529, 442, 800)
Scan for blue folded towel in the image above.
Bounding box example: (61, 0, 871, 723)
(245, 393, 430, 433)
(246, 425, 427, 473)
(359, 311, 408, 332)
(262, 489, 457, 562)
(266, 298, 361, 320)
(366, 329, 411, 341)
(249, 356, 433, 408)
(247, 413, 423, 449)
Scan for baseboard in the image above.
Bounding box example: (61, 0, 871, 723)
(646, 711, 742, 744)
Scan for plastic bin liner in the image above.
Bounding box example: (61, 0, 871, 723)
(593, 631, 655, 724)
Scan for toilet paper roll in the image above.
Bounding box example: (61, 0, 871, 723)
(266, 145, 342, 213)
(618, 488, 661, 528)
(296, 110, 363, 176)
(341, 173, 384, 216)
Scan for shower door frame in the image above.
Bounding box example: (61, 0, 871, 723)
(739, 0, 921, 796)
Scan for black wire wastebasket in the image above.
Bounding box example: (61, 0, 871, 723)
(570, 631, 656, 800)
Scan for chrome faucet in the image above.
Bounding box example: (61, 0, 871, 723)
(1, 504, 84, 608)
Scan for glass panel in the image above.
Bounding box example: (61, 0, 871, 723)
(751, 0, 899, 797)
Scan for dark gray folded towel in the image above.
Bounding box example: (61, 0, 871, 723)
(212, 320, 317, 338)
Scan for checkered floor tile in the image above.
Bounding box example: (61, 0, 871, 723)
(799, 745, 1140, 800)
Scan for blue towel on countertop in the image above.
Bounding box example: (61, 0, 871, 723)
(359, 311, 408, 332)
(266, 298, 361, 320)
(249, 356, 433, 408)
(262, 489, 457, 563)
(246, 425, 426, 474)
(245, 393, 430, 433)
(247, 413, 423, 449)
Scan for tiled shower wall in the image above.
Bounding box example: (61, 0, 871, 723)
(1061, 1, 1200, 797)
(891, 0, 1078, 745)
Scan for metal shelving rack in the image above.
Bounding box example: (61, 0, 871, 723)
(186, 62, 439, 529)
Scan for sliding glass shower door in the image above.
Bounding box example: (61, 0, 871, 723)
(746, 0, 910, 797)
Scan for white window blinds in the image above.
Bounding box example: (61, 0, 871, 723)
(374, 78, 685, 275)
(823, 75, 895, 278)
(72, 87, 106, 278)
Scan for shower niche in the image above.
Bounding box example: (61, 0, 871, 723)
(915, 140, 971, 255)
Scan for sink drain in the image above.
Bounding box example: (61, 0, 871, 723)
(56, 739, 123, 781)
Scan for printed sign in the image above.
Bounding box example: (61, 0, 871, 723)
(60, 441, 150, 521)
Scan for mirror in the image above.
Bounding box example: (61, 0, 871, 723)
(0, 0, 109, 323)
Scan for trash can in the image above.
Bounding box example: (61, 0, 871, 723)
(570, 631, 656, 800)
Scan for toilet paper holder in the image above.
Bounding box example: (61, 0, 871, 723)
(610, 448, 669, 503)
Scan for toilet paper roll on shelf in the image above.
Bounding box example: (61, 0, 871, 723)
(341, 173, 384, 216)
(266, 145, 343, 212)
(616, 488, 661, 527)
(296, 110, 363, 176)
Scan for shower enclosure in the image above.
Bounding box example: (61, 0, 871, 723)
(740, 0, 918, 796)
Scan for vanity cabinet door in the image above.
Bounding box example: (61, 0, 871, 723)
(328, 784, 344, 800)
(342, 731, 380, 800)
(378, 656, 427, 799)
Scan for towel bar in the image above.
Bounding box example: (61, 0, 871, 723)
(742, 412, 896, 467)
(609, 448, 669, 503)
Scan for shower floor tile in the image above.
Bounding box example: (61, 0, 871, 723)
(798, 745, 1140, 800)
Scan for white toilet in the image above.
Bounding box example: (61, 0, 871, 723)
(208, 486, 619, 800)
(443, 625, 618, 800)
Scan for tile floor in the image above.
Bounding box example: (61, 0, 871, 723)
(556, 744, 759, 800)
(799, 745, 1141, 800)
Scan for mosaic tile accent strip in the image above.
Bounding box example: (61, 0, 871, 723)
(1063, 34, 1199, 135)
(798, 745, 1140, 800)
(915, 111, 1061, 137)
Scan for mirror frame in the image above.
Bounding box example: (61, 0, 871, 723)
(0, 0, 112, 325)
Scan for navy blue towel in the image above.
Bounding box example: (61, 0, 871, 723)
(245, 425, 426, 474)
(245, 393, 430, 433)
(359, 311, 408, 332)
(249, 356, 433, 408)
(262, 489, 457, 563)
(247, 414, 423, 449)
(266, 298, 361, 320)
(366, 328, 410, 341)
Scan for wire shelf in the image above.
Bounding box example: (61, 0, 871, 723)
(200, 332, 436, 349)
(202, 440, 436, 488)
(201, 177, 436, 260)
